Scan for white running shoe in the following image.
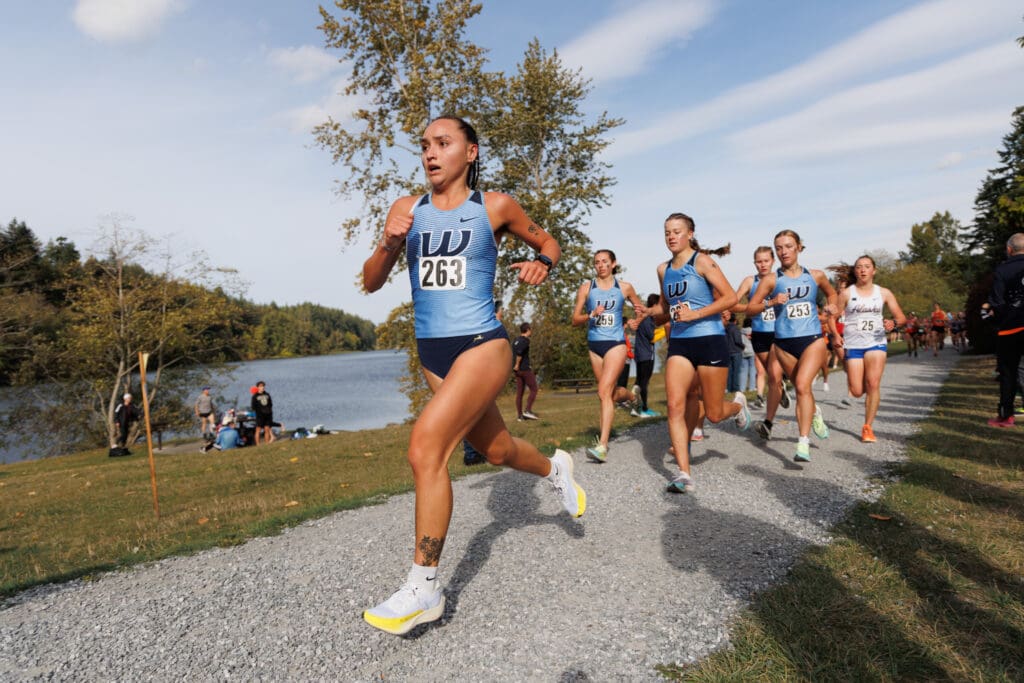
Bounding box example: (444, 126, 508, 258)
(822, 382, 830, 392)
(666, 472, 695, 494)
(521, 411, 539, 420)
(812, 405, 830, 439)
(550, 449, 586, 517)
(733, 392, 751, 431)
(363, 582, 445, 635)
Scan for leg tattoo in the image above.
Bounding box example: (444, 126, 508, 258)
(417, 535, 445, 566)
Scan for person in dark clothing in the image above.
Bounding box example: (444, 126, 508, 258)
(986, 232, 1024, 427)
(112, 393, 140, 453)
(630, 293, 660, 416)
(251, 381, 275, 445)
(723, 311, 745, 393)
(512, 322, 539, 420)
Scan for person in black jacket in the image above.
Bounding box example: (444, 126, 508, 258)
(112, 393, 140, 453)
(251, 381, 275, 445)
(986, 233, 1024, 427)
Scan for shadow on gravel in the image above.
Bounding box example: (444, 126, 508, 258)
(410, 470, 585, 638)
(736, 463, 858, 526)
(659, 497, 805, 600)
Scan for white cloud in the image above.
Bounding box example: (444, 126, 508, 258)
(278, 77, 368, 133)
(936, 152, 964, 170)
(559, 0, 716, 84)
(268, 45, 341, 83)
(72, 0, 184, 43)
(606, 0, 1021, 159)
(730, 42, 1021, 162)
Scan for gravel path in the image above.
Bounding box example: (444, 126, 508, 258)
(1, 352, 957, 681)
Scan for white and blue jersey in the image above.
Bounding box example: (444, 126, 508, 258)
(771, 267, 821, 339)
(663, 252, 725, 339)
(750, 274, 776, 333)
(586, 278, 626, 343)
(407, 191, 502, 339)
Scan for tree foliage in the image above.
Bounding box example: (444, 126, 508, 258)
(315, 0, 494, 249)
(486, 39, 623, 321)
(963, 106, 1024, 273)
(315, 2, 624, 409)
(898, 211, 967, 293)
(1, 217, 377, 456)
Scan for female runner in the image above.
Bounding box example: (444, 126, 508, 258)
(747, 230, 838, 462)
(361, 115, 585, 635)
(832, 256, 906, 442)
(654, 213, 749, 492)
(732, 246, 792, 410)
(571, 249, 646, 462)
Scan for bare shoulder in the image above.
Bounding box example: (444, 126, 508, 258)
(393, 194, 421, 214)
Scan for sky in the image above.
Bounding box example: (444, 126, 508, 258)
(1, 0, 1021, 324)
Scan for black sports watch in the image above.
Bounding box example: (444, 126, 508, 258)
(535, 254, 554, 271)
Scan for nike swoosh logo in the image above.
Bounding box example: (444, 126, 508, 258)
(473, 335, 483, 342)
(425, 576, 437, 581)
(460, 217, 475, 223)
(710, 360, 722, 365)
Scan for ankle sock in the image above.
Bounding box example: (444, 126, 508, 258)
(408, 563, 439, 591)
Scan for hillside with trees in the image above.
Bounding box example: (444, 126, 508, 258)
(0, 216, 375, 453)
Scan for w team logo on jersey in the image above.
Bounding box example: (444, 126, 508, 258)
(593, 299, 618, 311)
(665, 281, 688, 298)
(419, 230, 472, 257)
(785, 285, 811, 300)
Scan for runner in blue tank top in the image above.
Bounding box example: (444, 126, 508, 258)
(649, 213, 750, 493)
(571, 249, 646, 462)
(731, 246, 783, 409)
(361, 116, 586, 636)
(746, 229, 838, 462)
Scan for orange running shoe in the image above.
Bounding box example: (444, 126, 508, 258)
(861, 424, 876, 443)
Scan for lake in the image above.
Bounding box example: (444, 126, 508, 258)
(0, 350, 411, 464)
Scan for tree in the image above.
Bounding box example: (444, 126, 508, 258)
(898, 211, 967, 291)
(485, 39, 623, 324)
(963, 106, 1024, 272)
(315, 0, 495, 251)
(7, 216, 242, 454)
(873, 262, 962, 318)
(315, 3, 624, 407)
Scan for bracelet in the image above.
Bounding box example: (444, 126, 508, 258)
(380, 241, 400, 254)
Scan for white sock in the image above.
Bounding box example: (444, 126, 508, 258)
(407, 563, 439, 591)
(798, 436, 810, 445)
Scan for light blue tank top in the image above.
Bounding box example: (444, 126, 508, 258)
(585, 278, 626, 343)
(750, 274, 776, 333)
(407, 191, 502, 339)
(663, 252, 725, 339)
(771, 267, 822, 339)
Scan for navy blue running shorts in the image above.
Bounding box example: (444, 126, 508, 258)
(773, 334, 823, 359)
(751, 330, 775, 355)
(417, 326, 509, 379)
(667, 335, 730, 368)
(588, 340, 625, 358)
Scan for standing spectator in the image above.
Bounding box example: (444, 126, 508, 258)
(512, 322, 539, 420)
(194, 386, 216, 439)
(629, 293, 660, 417)
(112, 392, 140, 454)
(740, 317, 756, 392)
(251, 381, 275, 445)
(986, 232, 1024, 427)
(723, 311, 744, 393)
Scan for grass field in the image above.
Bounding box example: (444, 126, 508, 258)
(0, 380, 663, 596)
(665, 354, 1024, 681)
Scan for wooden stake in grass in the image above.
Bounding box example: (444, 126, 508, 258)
(138, 352, 160, 520)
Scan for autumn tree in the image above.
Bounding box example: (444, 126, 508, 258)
(898, 211, 967, 293)
(314, 0, 495, 250)
(315, 2, 623, 407)
(7, 216, 243, 454)
(485, 40, 622, 326)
